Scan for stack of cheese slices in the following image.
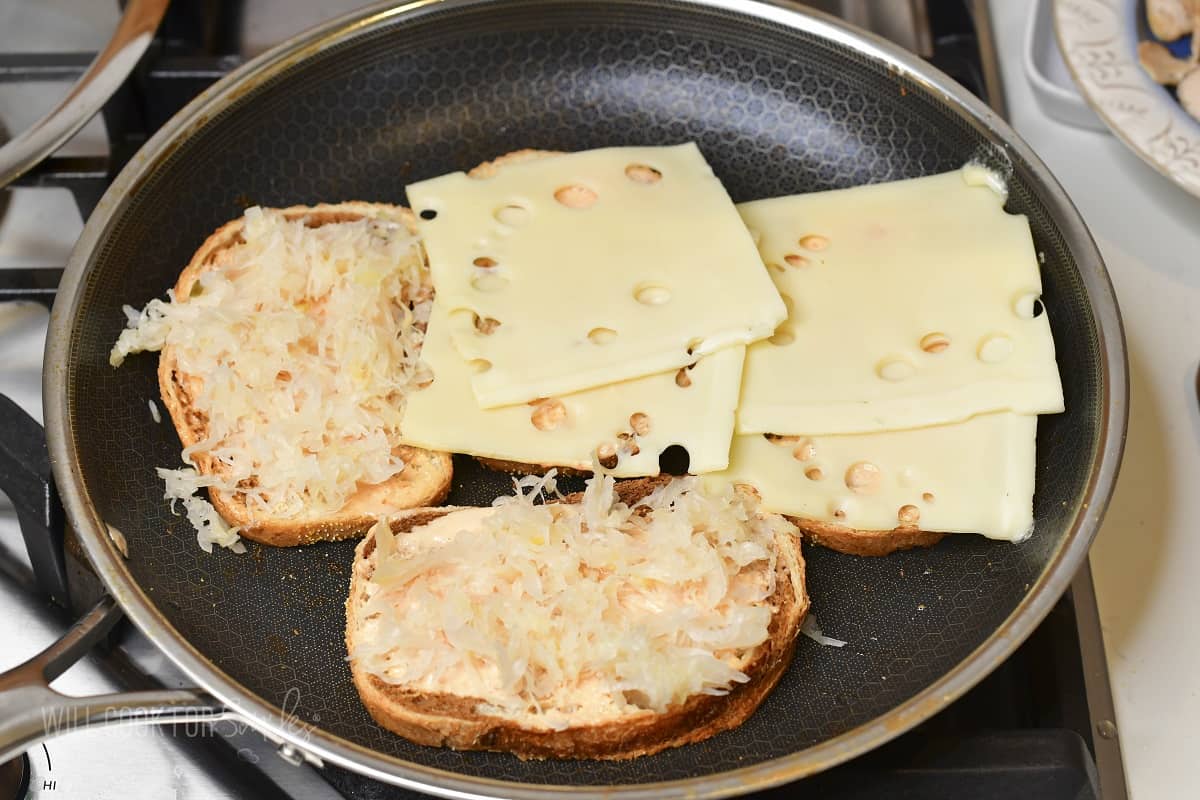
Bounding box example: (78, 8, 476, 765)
(401, 144, 1064, 555)
(110, 143, 1065, 761)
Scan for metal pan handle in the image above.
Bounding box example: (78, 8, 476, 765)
(0, 595, 228, 764)
(0, 0, 169, 187)
(0, 394, 69, 604)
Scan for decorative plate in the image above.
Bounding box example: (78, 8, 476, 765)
(1055, 0, 1200, 198)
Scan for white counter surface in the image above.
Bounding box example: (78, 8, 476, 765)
(992, 3, 1200, 798)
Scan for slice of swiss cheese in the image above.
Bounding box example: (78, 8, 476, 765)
(704, 412, 1036, 541)
(401, 302, 745, 476)
(406, 143, 785, 408)
(735, 166, 1064, 435)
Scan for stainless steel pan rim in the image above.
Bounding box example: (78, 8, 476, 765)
(44, 0, 1129, 797)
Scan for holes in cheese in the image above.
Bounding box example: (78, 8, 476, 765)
(587, 327, 618, 345)
(920, 332, 951, 353)
(530, 399, 567, 431)
(768, 324, 795, 346)
(764, 433, 801, 445)
(494, 203, 530, 226)
(876, 357, 915, 382)
(634, 283, 671, 306)
(419, 208, 437, 220)
(471, 272, 509, 293)
(977, 334, 1014, 364)
(844, 461, 882, 494)
(595, 442, 619, 469)
(657, 444, 690, 475)
(1013, 290, 1045, 319)
(624, 163, 663, 184)
(399, 302, 745, 477)
(407, 143, 785, 408)
(474, 315, 501, 335)
(735, 166, 1063, 435)
(784, 253, 810, 268)
(473, 256, 498, 268)
(554, 184, 598, 209)
(705, 413, 1037, 541)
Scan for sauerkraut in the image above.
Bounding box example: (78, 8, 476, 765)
(110, 207, 430, 552)
(353, 474, 796, 730)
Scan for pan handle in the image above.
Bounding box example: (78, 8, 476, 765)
(0, 394, 69, 604)
(0, 0, 170, 187)
(0, 596, 228, 764)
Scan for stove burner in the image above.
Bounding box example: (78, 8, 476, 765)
(0, 753, 29, 800)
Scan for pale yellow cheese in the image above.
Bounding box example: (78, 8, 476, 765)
(406, 143, 785, 408)
(735, 167, 1064, 435)
(704, 412, 1036, 541)
(401, 303, 745, 476)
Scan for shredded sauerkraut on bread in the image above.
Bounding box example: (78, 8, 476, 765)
(110, 206, 432, 552)
(352, 473, 797, 731)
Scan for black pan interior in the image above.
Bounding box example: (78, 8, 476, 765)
(64, 0, 1104, 786)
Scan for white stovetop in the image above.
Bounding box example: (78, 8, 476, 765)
(992, 2, 1200, 798)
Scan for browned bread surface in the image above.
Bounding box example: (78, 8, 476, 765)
(345, 476, 809, 759)
(466, 148, 564, 178)
(473, 456, 591, 478)
(789, 516, 946, 557)
(158, 202, 453, 547)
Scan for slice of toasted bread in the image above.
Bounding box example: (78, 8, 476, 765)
(158, 202, 453, 547)
(466, 148, 564, 179)
(787, 516, 945, 557)
(346, 476, 809, 760)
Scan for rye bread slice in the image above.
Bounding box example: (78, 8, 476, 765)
(345, 476, 809, 759)
(786, 517, 945, 557)
(158, 202, 453, 547)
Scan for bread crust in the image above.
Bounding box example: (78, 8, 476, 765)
(345, 477, 809, 759)
(473, 456, 591, 478)
(157, 202, 453, 547)
(788, 516, 946, 557)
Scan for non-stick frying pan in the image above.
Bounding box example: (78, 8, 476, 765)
(0, 1, 1126, 797)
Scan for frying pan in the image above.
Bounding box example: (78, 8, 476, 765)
(0, 0, 1126, 797)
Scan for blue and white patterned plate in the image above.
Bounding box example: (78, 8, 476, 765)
(1055, 0, 1200, 198)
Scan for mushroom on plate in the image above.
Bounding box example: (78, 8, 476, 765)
(1147, 0, 1195, 42)
(1138, 40, 1195, 84)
